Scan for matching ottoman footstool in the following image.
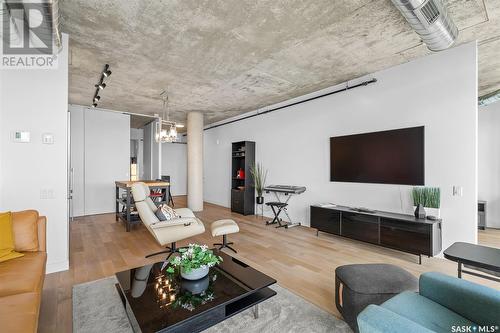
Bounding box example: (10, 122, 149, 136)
(211, 219, 239, 253)
(335, 263, 418, 332)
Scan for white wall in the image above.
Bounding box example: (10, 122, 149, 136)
(69, 105, 130, 215)
(70, 106, 85, 217)
(0, 35, 70, 273)
(204, 42, 478, 252)
(143, 122, 153, 179)
(478, 103, 500, 228)
(131, 128, 144, 180)
(162, 143, 187, 196)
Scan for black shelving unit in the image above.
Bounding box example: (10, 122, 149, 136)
(231, 141, 255, 215)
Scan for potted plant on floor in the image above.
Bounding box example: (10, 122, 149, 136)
(166, 244, 223, 280)
(412, 187, 441, 218)
(250, 162, 267, 205)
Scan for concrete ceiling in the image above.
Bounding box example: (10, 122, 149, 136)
(62, 0, 500, 125)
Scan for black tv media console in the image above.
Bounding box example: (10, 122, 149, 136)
(310, 205, 442, 264)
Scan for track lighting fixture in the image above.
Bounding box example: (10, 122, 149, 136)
(90, 64, 112, 108)
(102, 64, 112, 77)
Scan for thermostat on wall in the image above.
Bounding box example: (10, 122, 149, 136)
(13, 131, 30, 143)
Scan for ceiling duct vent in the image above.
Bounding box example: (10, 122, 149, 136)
(391, 0, 458, 52)
(479, 89, 500, 107)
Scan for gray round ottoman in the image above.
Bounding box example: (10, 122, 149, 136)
(335, 264, 418, 332)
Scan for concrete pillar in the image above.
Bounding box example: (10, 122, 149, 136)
(187, 112, 204, 211)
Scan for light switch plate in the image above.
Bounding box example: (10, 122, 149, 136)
(453, 186, 463, 197)
(42, 133, 55, 144)
(13, 131, 30, 143)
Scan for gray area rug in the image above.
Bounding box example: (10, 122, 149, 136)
(73, 276, 351, 333)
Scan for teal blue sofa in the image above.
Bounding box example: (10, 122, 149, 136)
(357, 272, 500, 333)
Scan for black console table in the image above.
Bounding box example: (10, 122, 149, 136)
(310, 205, 442, 264)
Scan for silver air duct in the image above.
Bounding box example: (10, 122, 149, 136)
(479, 89, 500, 107)
(38, 0, 62, 53)
(391, 0, 458, 51)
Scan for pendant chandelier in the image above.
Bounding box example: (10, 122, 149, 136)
(156, 91, 178, 143)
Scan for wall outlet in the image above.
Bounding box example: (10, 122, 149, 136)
(40, 189, 55, 199)
(453, 186, 463, 197)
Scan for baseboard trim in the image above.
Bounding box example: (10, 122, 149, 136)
(46, 260, 69, 274)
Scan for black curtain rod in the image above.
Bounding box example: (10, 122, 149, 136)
(204, 78, 377, 131)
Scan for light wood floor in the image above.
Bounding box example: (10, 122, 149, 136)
(38, 196, 500, 333)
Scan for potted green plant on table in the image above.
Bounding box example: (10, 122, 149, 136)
(250, 162, 268, 205)
(166, 244, 223, 280)
(412, 187, 441, 218)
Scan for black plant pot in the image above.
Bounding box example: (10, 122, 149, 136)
(256, 196, 264, 204)
(414, 204, 426, 219)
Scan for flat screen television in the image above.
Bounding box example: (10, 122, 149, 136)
(330, 126, 424, 185)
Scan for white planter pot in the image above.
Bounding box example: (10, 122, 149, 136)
(413, 206, 440, 218)
(425, 207, 440, 218)
(181, 266, 209, 280)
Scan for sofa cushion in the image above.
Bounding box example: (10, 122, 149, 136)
(0, 252, 47, 297)
(0, 212, 25, 263)
(0, 292, 40, 333)
(382, 291, 476, 333)
(420, 272, 500, 327)
(11, 210, 39, 252)
(155, 204, 178, 221)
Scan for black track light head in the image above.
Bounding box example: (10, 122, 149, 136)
(103, 69, 112, 77)
(95, 83, 106, 90)
(92, 103, 97, 108)
(93, 95, 101, 103)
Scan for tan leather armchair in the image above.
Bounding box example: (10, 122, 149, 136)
(131, 182, 205, 260)
(0, 210, 47, 333)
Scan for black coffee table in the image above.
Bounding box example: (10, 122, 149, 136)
(115, 250, 277, 333)
(444, 242, 500, 283)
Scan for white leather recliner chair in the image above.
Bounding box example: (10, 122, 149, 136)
(131, 182, 205, 260)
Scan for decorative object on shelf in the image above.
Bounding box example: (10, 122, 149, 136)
(236, 186, 245, 191)
(412, 187, 441, 218)
(414, 204, 426, 219)
(166, 244, 223, 280)
(250, 162, 267, 205)
(155, 91, 182, 143)
(236, 168, 245, 179)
